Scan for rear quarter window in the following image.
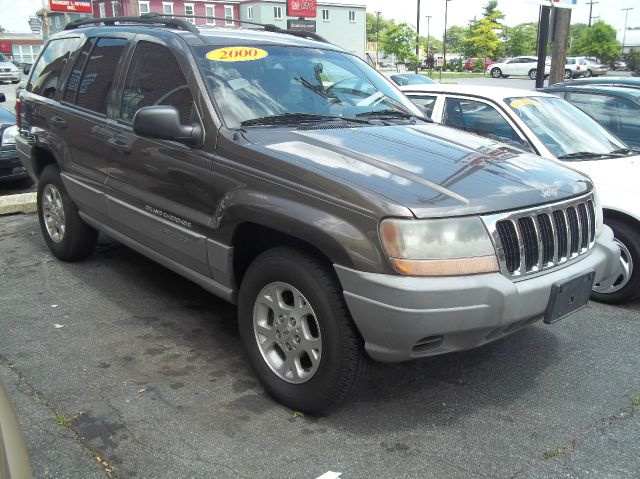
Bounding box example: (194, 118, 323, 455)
(28, 37, 82, 99)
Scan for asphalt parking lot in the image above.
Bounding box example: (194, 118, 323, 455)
(1, 213, 639, 479)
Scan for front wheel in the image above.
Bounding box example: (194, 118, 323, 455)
(528, 69, 537, 80)
(564, 69, 572, 80)
(490, 67, 502, 78)
(238, 247, 368, 414)
(591, 219, 640, 304)
(584, 69, 593, 78)
(37, 164, 98, 261)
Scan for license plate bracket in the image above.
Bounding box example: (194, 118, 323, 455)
(544, 270, 595, 324)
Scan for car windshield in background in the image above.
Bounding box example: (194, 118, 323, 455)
(0, 53, 10, 62)
(391, 74, 437, 86)
(193, 45, 422, 128)
(505, 96, 626, 159)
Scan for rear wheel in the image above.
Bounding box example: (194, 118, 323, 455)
(584, 69, 593, 78)
(528, 69, 537, 80)
(37, 164, 98, 261)
(238, 247, 368, 414)
(591, 219, 640, 304)
(490, 67, 502, 78)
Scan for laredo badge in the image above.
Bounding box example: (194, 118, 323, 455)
(206, 47, 269, 62)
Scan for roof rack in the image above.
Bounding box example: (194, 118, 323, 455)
(64, 13, 331, 45)
(64, 14, 200, 34)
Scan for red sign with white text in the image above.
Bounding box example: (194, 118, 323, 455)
(287, 1, 317, 18)
(49, 0, 93, 14)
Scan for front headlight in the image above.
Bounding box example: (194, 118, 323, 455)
(380, 217, 499, 276)
(592, 188, 603, 237)
(1, 125, 18, 145)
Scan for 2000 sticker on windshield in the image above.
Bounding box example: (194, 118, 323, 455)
(206, 47, 269, 62)
(509, 98, 541, 109)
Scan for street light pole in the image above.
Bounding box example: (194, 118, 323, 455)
(622, 7, 633, 53)
(443, 0, 452, 72)
(416, 0, 421, 73)
(425, 15, 432, 65)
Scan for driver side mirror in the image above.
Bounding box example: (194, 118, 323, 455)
(133, 106, 203, 147)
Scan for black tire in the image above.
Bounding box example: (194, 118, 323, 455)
(584, 69, 593, 78)
(37, 164, 98, 261)
(591, 218, 640, 304)
(238, 247, 368, 414)
(490, 67, 502, 78)
(501, 74, 510, 78)
(564, 69, 572, 80)
(528, 69, 537, 80)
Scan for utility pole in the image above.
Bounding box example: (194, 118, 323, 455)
(534, 5, 551, 89)
(425, 15, 432, 62)
(41, 0, 50, 39)
(586, 1, 598, 27)
(443, 0, 452, 69)
(375, 11, 381, 69)
(550, 7, 571, 85)
(622, 8, 633, 53)
(416, 0, 421, 73)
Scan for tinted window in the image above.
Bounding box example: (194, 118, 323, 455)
(443, 97, 521, 145)
(74, 38, 127, 115)
(407, 94, 437, 117)
(28, 37, 82, 98)
(120, 41, 194, 124)
(63, 38, 95, 103)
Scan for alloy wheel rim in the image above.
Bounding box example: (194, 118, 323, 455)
(42, 184, 66, 243)
(253, 282, 322, 384)
(592, 238, 633, 294)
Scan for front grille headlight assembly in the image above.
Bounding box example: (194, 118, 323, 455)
(380, 217, 499, 276)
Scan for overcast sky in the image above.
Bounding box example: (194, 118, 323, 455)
(1, 0, 638, 40)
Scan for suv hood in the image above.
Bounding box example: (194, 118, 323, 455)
(244, 123, 591, 218)
(0, 62, 17, 71)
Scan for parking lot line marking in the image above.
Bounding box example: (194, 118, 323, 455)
(315, 472, 342, 479)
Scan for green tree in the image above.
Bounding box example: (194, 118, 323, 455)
(420, 35, 443, 55)
(380, 23, 418, 63)
(572, 21, 620, 64)
(465, 1, 505, 59)
(483, 0, 505, 24)
(624, 50, 640, 75)
(366, 12, 395, 43)
(503, 23, 537, 57)
(445, 25, 472, 56)
(568, 23, 589, 56)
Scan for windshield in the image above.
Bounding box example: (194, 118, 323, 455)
(193, 45, 422, 128)
(0, 53, 9, 63)
(505, 96, 625, 158)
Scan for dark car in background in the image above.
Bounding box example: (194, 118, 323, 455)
(0, 93, 31, 186)
(551, 76, 640, 89)
(389, 73, 437, 86)
(542, 85, 640, 148)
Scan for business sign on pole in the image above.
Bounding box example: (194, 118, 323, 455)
(286, 1, 317, 18)
(49, 1, 94, 14)
(28, 17, 42, 35)
(287, 19, 317, 32)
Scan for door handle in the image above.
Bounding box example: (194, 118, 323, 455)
(107, 137, 131, 154)
(50, 116, 67, 129)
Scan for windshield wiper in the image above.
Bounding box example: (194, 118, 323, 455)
(356, 109, 431, 123)
(556, 151, 615, 160)
(609, 147, 640, 156)
(240, 113, 371, 127)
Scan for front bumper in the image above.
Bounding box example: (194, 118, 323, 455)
(0, 146, 29, 182)
(0, 72, 20, 82)
(336, 226, 620, 362)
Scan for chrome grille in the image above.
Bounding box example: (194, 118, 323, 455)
(483, 194, 597, 279)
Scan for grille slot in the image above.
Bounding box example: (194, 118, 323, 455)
(488, 194, 596, 279)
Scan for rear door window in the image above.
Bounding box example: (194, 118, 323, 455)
(28, 37, 82, 98)
(71, 38, 127, 115)
(406, 94, 437, 118)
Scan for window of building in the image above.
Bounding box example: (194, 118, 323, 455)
(162, 2, 174, 16)
(322, 9, 330, 21)
(184, 3, 195, 24)
(138, 1, 149, 14)
(99, 2, 106, 17)
(247, 6, 253, 20)
(73, 38, 127, 115)
(205, 4, 215, 24)
(111, 1, 121, 16)
(120, 41, 194, 125)
(349, 11, 356, 22)
(225, 5, 234, 25)
(28, 37, 82, 98)
(274, 6, 282, 20)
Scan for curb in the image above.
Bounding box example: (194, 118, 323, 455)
(0, 193, 37, 216)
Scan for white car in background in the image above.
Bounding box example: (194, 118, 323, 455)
(487, 56, 550, 79)
(401, 83, 640, 304)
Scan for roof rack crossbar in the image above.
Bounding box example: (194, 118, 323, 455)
(64, 15, 200, 34)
